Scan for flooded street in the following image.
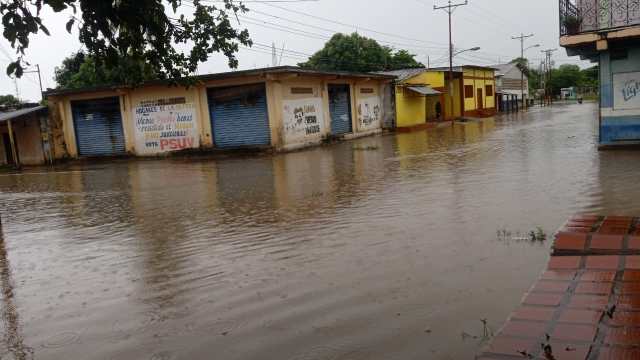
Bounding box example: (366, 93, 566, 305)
(2, 102, 640, 359)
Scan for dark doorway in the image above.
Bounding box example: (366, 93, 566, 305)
(328, 84, 353, 135)
(477, 89, 484, 110)
(2, 132, 17, 165)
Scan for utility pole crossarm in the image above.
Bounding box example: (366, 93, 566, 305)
(434, 0, 468, 12)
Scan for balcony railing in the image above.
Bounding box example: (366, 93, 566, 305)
(560, 0, 640, 36)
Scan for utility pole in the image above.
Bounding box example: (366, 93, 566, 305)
(23, 64, 44, 101)
(512, 33, 534, 109)
(13, 78, 19, 101)
(541, 49, 557, 106)
(435, 0, 468, 121)
(272, 42, 277, 67)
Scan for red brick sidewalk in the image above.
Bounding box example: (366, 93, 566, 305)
(477, 216, 640, 360)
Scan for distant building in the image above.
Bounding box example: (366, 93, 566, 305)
(493, 63, 529, 101)
(561, 87, 577, 100)
(560, 0, 640, 148)
(44, 66, 394, 159)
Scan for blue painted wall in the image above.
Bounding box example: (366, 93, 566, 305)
(600, 45, 640, 146)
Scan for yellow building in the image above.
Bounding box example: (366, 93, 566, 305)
(431, 65, 497, 117)
(45, 66, 394, 160)
(381, 68, 463, 130)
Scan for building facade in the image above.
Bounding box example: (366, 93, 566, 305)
(380, 68, 457, 130)
(560, 0, 640, 147)
(0, 106, 52, 166)
(431, 66, 497, 118)
(460, 66, 497, 117)
(45, 67, 394, 159)
(494, 63, 528, 101)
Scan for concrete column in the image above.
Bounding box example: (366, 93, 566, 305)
(6, 119, 19, 168)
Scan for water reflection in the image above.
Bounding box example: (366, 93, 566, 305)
(1, 103, 640, 359)
(0, 223, 32, 359)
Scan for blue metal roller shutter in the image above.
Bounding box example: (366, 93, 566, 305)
(72, 97, 126, 157)
(329, 85, 352, 135)
(209, 85, 271, 148)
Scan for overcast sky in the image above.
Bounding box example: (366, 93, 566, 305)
(0, 0, 591, 102)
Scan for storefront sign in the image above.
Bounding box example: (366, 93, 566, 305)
(133, 98, 199, 155)
(357, 97, 381, 131)
(282, 98, 325, 144)
(614, 72, 640, 110)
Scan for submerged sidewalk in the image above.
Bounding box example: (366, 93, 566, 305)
(477, 216, 640, 359)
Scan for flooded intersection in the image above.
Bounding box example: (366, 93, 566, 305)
(1, 102, 640, 359)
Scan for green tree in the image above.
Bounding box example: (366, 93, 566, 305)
(510, 57, 530, 77)
(299, 33, 423, 72)
(53, 51, 87, 88)
(1, 0, 252, 83)
(0, 94, 20, 106)
(549, 64, 584, 95)
(388, 49, 424, 70)
(54, 51, 157, 89)
(581, 65, 599, 87)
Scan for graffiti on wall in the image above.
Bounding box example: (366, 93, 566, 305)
(614, 72, 640, 110)
(357, 97, 381, 131)
(133, 97, 200, 155)
(283, 98, 325, 144)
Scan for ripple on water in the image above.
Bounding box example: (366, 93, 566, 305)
(41, 331, 81, 349)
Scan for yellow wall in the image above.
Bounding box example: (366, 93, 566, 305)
(462, 67, 496, 113)
(395, 71, 447, 127)
(396, 86, 426, 127)
(405, 72, 446, 88)
(444, 77, 462, 119)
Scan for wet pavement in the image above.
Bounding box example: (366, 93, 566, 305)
(1, 102, 640, 359)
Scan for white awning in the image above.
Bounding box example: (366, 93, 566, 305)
(406, 86, 441, 96)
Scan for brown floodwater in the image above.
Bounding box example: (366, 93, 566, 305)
(1, 102, 639, 359)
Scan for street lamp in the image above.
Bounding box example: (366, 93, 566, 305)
(453, 47, 481, 57)
(519, 44, 540, 108)
(525, 44, 541, 52)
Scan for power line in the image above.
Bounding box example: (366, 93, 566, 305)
(0, 42, 13, 62)
(241, 11, 449, 51)
(434, 0, 468, 120)
(258, 2, 447, 46)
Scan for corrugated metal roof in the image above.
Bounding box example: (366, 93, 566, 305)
(376, 68, 428, 81)
(44, 66, 396, 97)
(407, 86, 441, 96)
(490, 63, 519, 77)
(0, 106, 47, 123)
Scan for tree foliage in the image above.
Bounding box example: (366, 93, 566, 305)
(0, 94, 20, 106)
(299, 33, 424, 73)
(510, 57, 530, 77)
(523, 61, 598, 95)
(54, 51, 157, 89)
(1, 0, 252, 83)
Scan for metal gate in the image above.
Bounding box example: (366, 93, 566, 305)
(208, 84, 271, 148)
(329, 84, 352, 135)
(72, 97, 126, 157)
